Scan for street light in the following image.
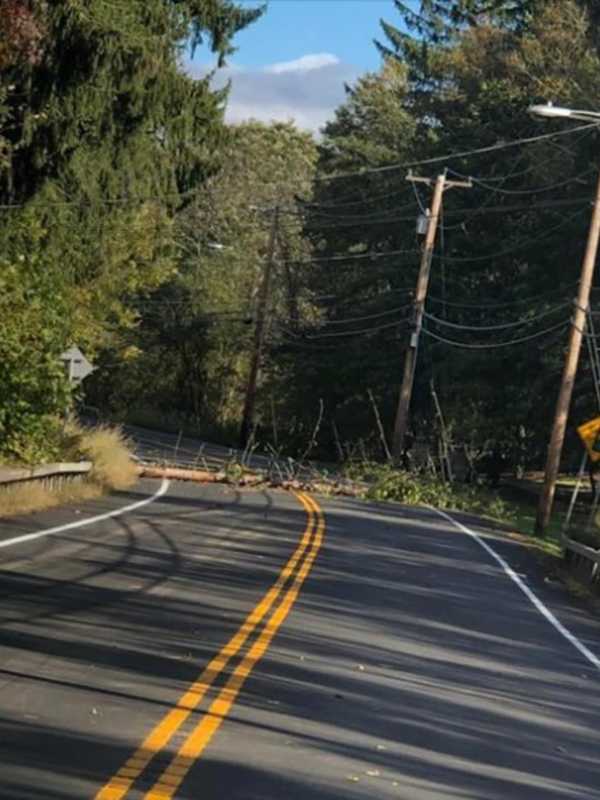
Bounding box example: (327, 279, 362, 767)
(528, 103, 600, 534)
(529, 103, 600, 122)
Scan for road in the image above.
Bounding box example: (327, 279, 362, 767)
(1, 478, 599, 799)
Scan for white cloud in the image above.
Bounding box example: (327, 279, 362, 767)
(187, 53, 362, 134)
(264, 53, 340, 74)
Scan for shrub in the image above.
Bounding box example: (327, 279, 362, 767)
(0, 480, 102, 518)
(0, 423, 138, 518)
(76, 424, 138, 490)
(345, 461, 514, 522)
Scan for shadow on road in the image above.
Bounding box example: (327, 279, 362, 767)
(0, 488, 599, 799)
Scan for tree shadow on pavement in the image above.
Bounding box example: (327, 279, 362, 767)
(0, 486, 599, 799)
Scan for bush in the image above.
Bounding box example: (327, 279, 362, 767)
(344, 461, 515, 521)
(0, 236, 72, 465)
(75, 424, 138, 490)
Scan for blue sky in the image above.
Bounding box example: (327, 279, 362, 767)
(188, 0, 406, 133)
(220, 0, 398, 71)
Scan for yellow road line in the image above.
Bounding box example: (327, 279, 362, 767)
(143, 493, 325, 800)
(94, 495, 316, 800)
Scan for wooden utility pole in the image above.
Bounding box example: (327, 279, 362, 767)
(535, 168, 600, 534)
(392, 170, 471, 462)
(239, 206, 279, 448)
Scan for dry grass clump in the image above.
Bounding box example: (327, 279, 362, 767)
(0, 480, 102, 518)
(0, 423, 138, 518)
(76, 424, 138, 490)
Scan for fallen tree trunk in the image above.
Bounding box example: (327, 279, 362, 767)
(139, 465, 264, 487)
(138, 463, 365, 496)
(139, 465, 222, 483)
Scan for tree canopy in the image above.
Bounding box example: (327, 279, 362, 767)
(0, 0, 262, 460)
(286, 0, 600, 470)
(2, 0, 600, 480)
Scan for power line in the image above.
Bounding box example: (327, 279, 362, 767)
(287, 318, 410, 340)
(439, 126, 597, 232)
(283, 196, 591, 236)
(1, 184, 591, 228)
(422, 319, 569, 349)
(307, 126, 597, 217)
(316, 303, 413, 326)
(427, 283, 578, 309)
(278, 202, 588, 269)
(312, 122, 599, 185)
(444, 124, 597, 186)
(423, 302, 571, 332)
(299, 185, 414, 212)
(411, 179, 428, 215)
(311, 286, 414, 309)
(282, 247, 419, 266)
(455, 166, 595, 197)
(433, 207, 587, 264)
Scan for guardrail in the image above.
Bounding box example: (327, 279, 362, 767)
(563, 533, 600, 589)
(0, 462, 92, 491)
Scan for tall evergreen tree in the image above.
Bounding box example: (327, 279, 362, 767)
(0, 0, 262, 460)
(301, 0, 600, 471)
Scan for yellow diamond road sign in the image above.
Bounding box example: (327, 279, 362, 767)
(577, 416, 600, 463)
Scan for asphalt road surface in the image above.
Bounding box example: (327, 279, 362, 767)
(1, 479, 599, 799)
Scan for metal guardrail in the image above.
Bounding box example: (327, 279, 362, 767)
(0, 462, 92, 489)
(562, 533, 600, 588)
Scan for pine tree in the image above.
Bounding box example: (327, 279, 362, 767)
(0, 0, 263, 460)
(302, 0, 600, 470)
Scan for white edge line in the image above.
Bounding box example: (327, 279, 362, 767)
(0, 478, 170, 550)
(431, 506, 600, 672)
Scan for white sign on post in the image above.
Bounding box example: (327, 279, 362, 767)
(60, 346, 95, 385)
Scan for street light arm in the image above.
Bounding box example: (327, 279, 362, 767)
(529, 103, 600, 122)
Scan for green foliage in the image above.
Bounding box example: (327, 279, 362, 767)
(0, 230, 71, 463)
(385, 1, 540, 46)
(284, 0, 600, 473)
(4, 0, 600, 484)
(346, 461, 514, 520)
(0, 0, 262, 460)
(97, 120, 318, 439)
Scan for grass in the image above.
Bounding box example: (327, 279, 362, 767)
(342, 461, 568, 562)
(342, 462, 595, 599)
(468, 491, 600, 606)
(75, 424, 138, 490)
(0, 480, 103, 518)
(0, 423, 138, 519)
(501, 500, 564, 558)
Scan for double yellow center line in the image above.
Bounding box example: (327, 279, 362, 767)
(95, 492, 325, 800)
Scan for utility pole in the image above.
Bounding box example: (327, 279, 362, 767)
(392, 170, 471, 462)
(535, 168, 600, 534)
(239, 205, 279, 448)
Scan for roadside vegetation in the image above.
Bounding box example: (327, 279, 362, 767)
(341, 460, 569, 555)
(0, 424, 137, 518)
(3, 0, 600, 555)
